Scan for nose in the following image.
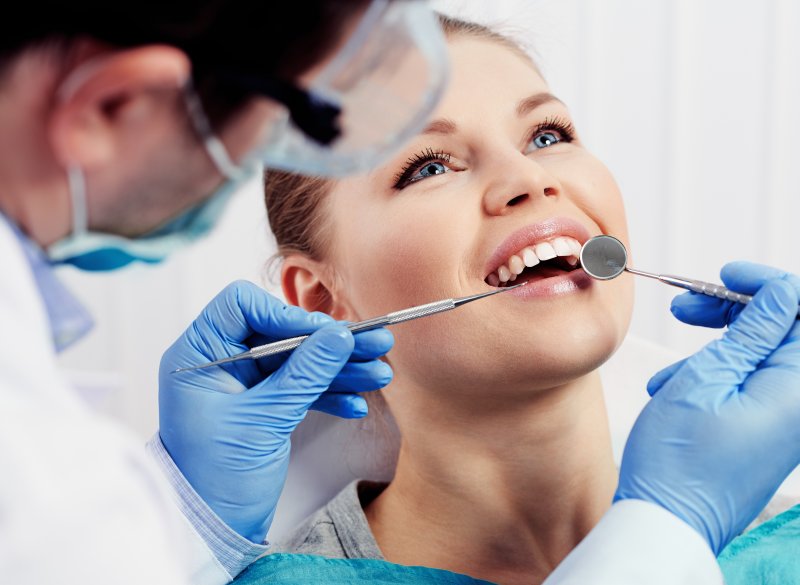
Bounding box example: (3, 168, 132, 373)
(482, 151, 561, 216)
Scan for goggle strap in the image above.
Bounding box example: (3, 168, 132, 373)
(212, 70, 341, 146)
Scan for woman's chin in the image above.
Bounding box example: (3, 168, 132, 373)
(391, 311, 628, 399)
(480, 334, 624, 395)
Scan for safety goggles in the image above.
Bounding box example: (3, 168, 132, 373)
(210, 0, 450, 177)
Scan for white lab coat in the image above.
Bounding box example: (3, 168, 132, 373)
(0, 217, 229, 584)
(0, 215, 722, 584)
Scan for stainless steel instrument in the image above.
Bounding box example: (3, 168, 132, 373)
(173, 282, 526, 373)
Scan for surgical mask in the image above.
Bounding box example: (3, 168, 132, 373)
(47, 85, 256, 271)
(46, 163, 251, 271)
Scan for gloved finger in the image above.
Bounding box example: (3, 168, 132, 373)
(351, 328, 395, 361)
(675, 278, 798, 395)
(668, 263, 800, 329)
(251, 325, 354, 418)
(646, 357, 689, 396)
(250, 327, 394, 362)
(328, 359, 393, 394)
(670, 292, 742, 329)
(249, 327, 394, 379)
(189, 281, 334, 350)
(310, 392, 369, 419)
(720, 261, 800, 296)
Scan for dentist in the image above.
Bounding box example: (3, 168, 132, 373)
(1, 2, 798, 585)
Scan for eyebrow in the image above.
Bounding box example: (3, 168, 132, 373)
(422, 118, 458, 136)
(420, 92, 564, 136)
(517, 92, 562, 117)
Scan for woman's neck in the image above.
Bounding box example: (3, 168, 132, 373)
(365, 371, 616, 585)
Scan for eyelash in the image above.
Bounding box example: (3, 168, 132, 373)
(392, 116, 577, 190)
(392, 147, 451, 189)
(527, 116, 576, 147)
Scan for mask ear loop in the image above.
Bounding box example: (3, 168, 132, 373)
(56, 57, 107, 241)
(182, 79, 250, 182)
(66, 164, 89, 238)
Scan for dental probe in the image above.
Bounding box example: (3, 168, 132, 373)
(579, 234, 800, 317)
(173, 282, 527, 373)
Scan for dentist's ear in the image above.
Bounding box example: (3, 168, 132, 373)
(281, 255, 357, 321)
(49, 45, 191, 168)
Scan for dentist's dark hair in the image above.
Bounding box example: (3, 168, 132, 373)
(1, 0, 374, 127)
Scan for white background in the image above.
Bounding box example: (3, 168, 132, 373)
(56, 0, 800, 536)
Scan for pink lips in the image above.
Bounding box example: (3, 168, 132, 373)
(483, 216, 593, 279)
(505, 268, 593, 299)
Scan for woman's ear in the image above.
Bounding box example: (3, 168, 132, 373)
(281, 255, 356, 321)
(49, 45, 191, 168)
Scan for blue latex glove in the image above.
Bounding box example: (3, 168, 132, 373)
(158, 280, 394, 543)
(615, 261, 800, 555)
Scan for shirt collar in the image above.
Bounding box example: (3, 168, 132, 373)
(3, 215, 94, 352)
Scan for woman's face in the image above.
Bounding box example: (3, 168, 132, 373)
(313, 37, 633, 398)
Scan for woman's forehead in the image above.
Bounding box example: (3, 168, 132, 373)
(438, 37, 551, 114)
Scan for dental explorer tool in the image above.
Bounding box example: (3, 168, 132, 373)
(579, 234, 800, 317)
(172, 282, 527, 373)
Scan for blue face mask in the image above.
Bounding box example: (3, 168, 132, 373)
(46, 165, 252, 271)
(47, 85, 256, 272)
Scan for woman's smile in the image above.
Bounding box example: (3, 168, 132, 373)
(482, 215, 594, 299)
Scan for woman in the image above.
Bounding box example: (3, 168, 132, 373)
(245, 16, 799, 585)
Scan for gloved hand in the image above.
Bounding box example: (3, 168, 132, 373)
(158, 280, 394, 543)
(615, 261, 800, 555)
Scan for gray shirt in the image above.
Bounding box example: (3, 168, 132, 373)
(272, 480, 386, 560)
(273, 479, 800, 561)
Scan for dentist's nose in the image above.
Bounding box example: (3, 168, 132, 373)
(482, 152, 561, 216)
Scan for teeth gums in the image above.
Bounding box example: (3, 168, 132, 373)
(488, 235, 582, 286)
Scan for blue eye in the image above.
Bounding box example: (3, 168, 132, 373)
(525, 117, 577, 154)
(393, 149, 452, 189)
(413, 161, 448, 181)
(532, 131, 561, 149)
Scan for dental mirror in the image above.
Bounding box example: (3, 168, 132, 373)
(579, 235, 628, 280)
(578, 234, 800, 317)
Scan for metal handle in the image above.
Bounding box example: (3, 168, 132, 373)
(248, 318, 393, 360)
(386, 299, 456, 324)
(663, 275, 800, 318)
(687, 279, 753, 305)
(249, 334, 310, 359)
(248, 302, 458, 360)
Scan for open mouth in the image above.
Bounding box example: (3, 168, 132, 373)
(485, 236, 583, 288)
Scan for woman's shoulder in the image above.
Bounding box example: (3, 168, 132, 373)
(271, 479, 388, 561)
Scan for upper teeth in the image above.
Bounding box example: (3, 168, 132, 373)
(487, 236, 582, 286)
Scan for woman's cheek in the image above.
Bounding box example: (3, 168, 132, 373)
(554, 154, 628, 237)
(343, 209, 462, 316)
